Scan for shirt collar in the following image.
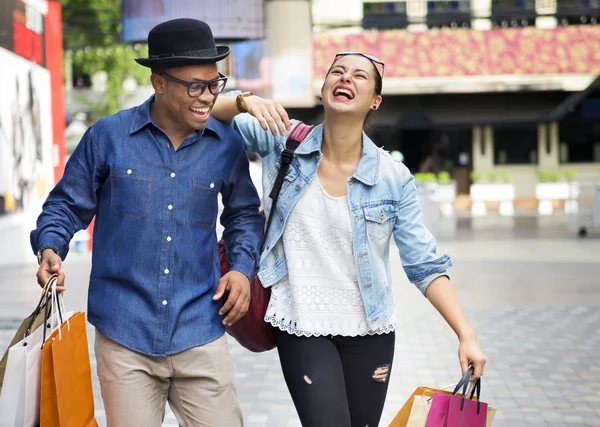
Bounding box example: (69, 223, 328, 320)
(129, 95, 221, 140)
(295, 123, 379, 186)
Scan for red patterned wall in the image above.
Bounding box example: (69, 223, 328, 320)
(313, 26, 600, 78)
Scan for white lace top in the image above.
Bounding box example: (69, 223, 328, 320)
(265, 175, 396, 337)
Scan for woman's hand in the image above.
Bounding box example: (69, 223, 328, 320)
(458, 334, 486, 379)
(241, 95, 292, 136)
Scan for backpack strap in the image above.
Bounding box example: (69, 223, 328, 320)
(261, 122, 314, 252)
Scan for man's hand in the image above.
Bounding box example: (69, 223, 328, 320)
(36, 249, 66, 292)
(213, 271, 251, 327)
(242, 95, 292, 137)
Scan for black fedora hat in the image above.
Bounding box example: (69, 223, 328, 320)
(135, 18, 230, 68)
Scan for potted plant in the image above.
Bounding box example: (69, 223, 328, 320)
(432, 171, 456, 218)
(535, 170, 579, 215)
(470, 170, 515, 217)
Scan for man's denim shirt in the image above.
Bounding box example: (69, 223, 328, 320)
(231, 112, 452, 330)
(30, 96, 263, 356)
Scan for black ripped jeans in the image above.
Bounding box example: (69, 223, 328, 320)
(275, 329, 395, 427)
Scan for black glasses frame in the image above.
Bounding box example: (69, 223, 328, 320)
(157, 72, 228, 97)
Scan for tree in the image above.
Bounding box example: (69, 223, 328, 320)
(61, 0, 149, 119)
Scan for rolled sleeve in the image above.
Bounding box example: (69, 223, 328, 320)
(409, 257, 453, 295)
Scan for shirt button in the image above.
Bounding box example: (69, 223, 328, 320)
(210, 182, 215, 188)
(164, 268, 169, 274)
(167, 236, 172, 242)
(295, 184, 301, 190)
(162, 300, 168, 306)
(127, 169, 132, 175)
(168, 204, 173, 210)
(170, 172, 176, 178)
(279, 216, 283, 221)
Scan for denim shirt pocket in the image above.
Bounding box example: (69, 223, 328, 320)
(189, 176, 222, 228)
(363, 204, 397, 239)
(110, 166, 152, 218)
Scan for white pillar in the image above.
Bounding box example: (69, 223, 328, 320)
(267, 0, 314, 108)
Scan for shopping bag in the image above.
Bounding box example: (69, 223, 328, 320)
(0, 302, 45, 392)
(426, 371, 487, 427)
(0, 276, 66, 427)
(40, 280, 98, 427)
(406, 395, 431, 427)
(389, 368, 496, 427)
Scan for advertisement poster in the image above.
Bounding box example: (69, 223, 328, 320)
(0, 46, 53, 217)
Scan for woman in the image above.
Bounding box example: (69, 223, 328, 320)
(212, 52, 486, 427)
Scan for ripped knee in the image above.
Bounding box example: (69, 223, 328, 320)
(372, 364, 391, 383)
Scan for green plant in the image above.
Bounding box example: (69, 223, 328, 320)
(437, 171, 451, 184)
(414, 173, 437, 183)
(496, 171, 512, 183)
(470, 171, 483, 184)
(487, 171, 501, 183)
(537, 170, 560, 183)
(63, 0, 151, 120)
(563, 170, 576, 181)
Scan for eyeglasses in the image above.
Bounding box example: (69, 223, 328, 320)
(334, 52, 385, 78)
(157, 72, 228, 97)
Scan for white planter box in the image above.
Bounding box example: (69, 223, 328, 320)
(417, 182, 457, 218)
(536, 182, 580, 215)
(431, 182, 457, 204)
(470, 183, 515, 217)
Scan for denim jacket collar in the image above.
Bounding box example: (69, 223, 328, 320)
(295, 123, 380, 186)
(129, 95, 220, 139)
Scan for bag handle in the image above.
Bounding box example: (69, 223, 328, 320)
(451, 367, 482, 414)
(261, 123, 314, 252)
(41, 276, 69, 346)
(23, 274, 57, 339)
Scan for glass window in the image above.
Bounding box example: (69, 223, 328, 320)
(559, 95, 600, 163)
(494, 126, 538, 165)
(559, 124, 600, 164)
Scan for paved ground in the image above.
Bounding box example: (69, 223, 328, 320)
(2, 215, 600, 426)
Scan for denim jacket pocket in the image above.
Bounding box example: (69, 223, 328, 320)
(110, 167, 152, 218)
(189, 176, 221, 228)
(364, 204, 397, 239)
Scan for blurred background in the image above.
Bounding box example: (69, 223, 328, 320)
(1, 0, 599, 266)
(1, 1, 600, 426)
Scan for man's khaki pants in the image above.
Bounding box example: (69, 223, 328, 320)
(95, 331, 243, 427)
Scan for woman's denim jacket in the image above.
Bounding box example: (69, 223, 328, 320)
(231, 113, 452, 329)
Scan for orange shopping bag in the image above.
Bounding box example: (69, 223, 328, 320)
(40, 280, 98, 427)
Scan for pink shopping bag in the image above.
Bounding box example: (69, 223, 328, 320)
(426, 369, 488, 427)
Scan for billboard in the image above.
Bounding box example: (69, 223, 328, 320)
(121, 0, 265, 42)
(0, 48, 53, 217)
(0, 0, 54, 217)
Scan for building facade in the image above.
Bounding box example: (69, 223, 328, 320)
(243, 0, 600, 197)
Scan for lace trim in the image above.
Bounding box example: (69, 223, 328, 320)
(265, 314, 396, 338)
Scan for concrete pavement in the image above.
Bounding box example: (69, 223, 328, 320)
(1, 216, 600, 426)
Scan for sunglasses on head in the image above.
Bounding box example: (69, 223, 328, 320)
(334, 52, 385, 78)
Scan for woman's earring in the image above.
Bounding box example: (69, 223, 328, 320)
(319, 96, 323, 102)
(372, 105, 378, 110)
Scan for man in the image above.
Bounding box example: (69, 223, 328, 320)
(30, 19, 262, 426)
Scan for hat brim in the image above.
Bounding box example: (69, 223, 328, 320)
(135, 46, 230, 68)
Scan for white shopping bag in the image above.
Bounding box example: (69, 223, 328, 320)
(0, 277, 71, 427)
(0, 344, 26, 427)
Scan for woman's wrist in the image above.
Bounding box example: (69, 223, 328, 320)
(457, 327, 477, 342)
